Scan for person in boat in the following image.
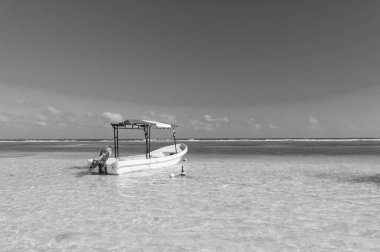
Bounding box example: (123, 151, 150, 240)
(89, 145, 112, 174)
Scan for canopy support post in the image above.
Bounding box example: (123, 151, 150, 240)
(148, 126, 151, 158)
(117, 127, 119, 158)
(113, 125, 119, 158)
(173, 130, 178, 153)
(144, 127, 149, 159)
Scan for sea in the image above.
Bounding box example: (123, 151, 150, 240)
(0, 139, 380, 251)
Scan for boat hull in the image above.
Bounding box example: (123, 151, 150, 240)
(87, 144, 188, 175)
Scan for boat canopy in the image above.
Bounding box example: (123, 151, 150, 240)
(111, 119, 178, 158)
(111, 119, 177, 130)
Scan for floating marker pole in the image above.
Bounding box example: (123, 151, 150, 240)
(180, 165, 186, 176)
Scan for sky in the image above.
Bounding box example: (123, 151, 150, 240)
(0, 0, 379, 139)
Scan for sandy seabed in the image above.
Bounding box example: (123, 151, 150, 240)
(1, 152, 380, 251)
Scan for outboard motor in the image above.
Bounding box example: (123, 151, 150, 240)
(89, 145, 112, 174)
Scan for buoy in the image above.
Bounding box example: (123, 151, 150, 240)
(170, 173, 175, 178)
(183, 158, 187, 162)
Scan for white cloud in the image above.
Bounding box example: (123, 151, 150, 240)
(268, 123, 281, 129)
(253, 123, 261, 130)
(35, 107, 78, 128)
(222, 117, 229, 123)
(102, 112, 123, 123)
(204, 114, 215, 122)
(36, 114, 47, 121)
(143, 112, 178, 124)
(189, 114, 229, 131)
(190, 119, 219, 131)
(309, 115, 323, 130)
(245, 118, 261, 130)
(48, 106, 62, 115)
(204, 114, 229, 123)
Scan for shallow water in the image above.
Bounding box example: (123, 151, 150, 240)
(1, 141, 380, 251)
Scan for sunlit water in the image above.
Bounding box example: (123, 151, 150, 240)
(1, 141, 380, 251)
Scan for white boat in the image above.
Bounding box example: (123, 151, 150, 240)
(88, 143, 187, 174)
(87, 119, 188, 175)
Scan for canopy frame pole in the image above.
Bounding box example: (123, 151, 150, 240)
(144, 126, 149, 159)
(113, 125, 119, 158)
(173, 130, 178, 153)
(148, 126, 151, 158)
(117, 127, 119, 158)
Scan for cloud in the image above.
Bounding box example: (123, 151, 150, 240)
(268, 123, 281, 129)
(0, 113, 30, 126)
(48, 106, 63, 115)
(36, 114, 47, 121)
(252, 123, 261, 130)
(309, 115, 323, 130)
(34, 107, 78, 128)
(204, 114, 215, 122)
(204, 114, 229, 123)
(0, 113, 34, 127)
(31, 121, 47, 127)
(190, 119, 218, 131)
(245, 118, 261, 130)
(76, 112, 108, 128)
(102, 112, 124, 123)
(143, 112, 178, 124)
(189, 114, 230, 131)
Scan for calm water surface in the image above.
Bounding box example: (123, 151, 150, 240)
(1, 140, 380, 251)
